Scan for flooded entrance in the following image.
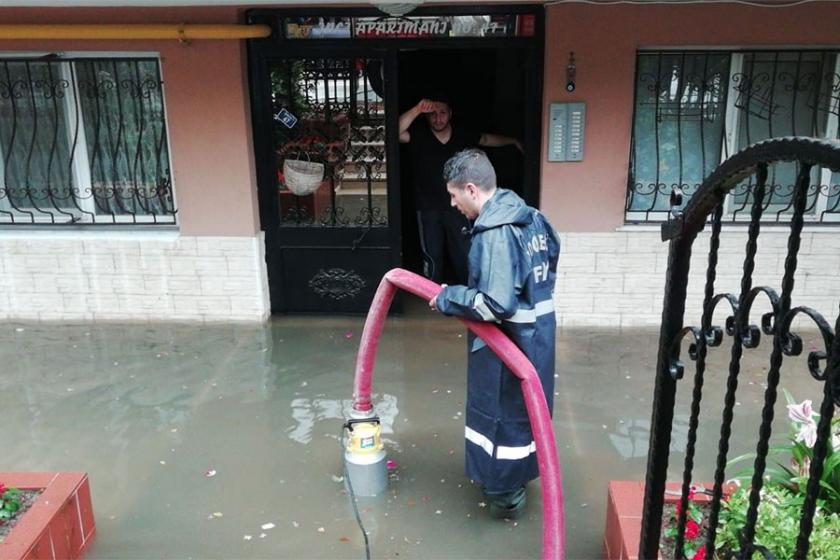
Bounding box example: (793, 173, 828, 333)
(0, 311, 828, 558)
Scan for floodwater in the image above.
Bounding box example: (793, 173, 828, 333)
(0, 303, 829, 559)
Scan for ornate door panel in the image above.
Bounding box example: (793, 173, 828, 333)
(252, 52, 400, 312)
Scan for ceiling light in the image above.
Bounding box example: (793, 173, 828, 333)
(372, 2, 423, 17)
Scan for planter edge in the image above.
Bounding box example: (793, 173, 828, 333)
(0, 472, 95, 560)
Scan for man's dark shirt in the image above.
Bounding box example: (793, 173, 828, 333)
(407, 121, 480, 211)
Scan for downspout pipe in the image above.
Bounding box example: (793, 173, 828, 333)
(0, 24, 271, 41)
(352, 268, 565, 560)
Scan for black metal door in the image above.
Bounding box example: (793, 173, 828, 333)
(250, 50, 400, 312)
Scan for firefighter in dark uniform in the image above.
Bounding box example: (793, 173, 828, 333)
(430, 148, 560, 519)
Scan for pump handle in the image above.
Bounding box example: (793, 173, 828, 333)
(344, 416, 381, 432)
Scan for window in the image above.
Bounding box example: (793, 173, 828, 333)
(0, 56, 176, 225)
(626, 50, 840, 223)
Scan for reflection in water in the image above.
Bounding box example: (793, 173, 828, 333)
(608, 415, 689, 459)
(287, 394, 400, 447)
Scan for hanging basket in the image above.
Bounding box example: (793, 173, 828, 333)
(283, 156, 325, 196)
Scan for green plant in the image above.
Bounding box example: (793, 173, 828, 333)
(0, 483, 23, 525)
(717, 485, 840, 559)
(729, 389, 840, 514)
(782, 393, 840, 513)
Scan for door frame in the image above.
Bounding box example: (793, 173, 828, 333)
(246, 4, 545, 313)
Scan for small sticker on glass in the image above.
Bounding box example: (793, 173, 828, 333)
(274, 108, 298, 128)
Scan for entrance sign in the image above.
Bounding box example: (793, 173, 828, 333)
(354, 17, 451, 38)
(283, 14, 535, 40)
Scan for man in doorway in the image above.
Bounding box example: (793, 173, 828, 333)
(429, 149, 559, 519)
(399, 95, 523, 284)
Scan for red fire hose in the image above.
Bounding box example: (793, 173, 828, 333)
(351, 268, 565, 560)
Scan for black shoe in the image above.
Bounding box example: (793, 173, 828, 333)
(486, 486, 527, 519)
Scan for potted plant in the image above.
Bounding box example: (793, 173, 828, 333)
(0, 483, 38, 534)
(0, 472, 95, 560)
(604, 480, 723, 560)
(605, 393, 840, 560)
(715, 392, 840, 559)
(660, 486, 709, 560)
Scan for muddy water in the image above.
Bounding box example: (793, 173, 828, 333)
(0, 313, 826, 559)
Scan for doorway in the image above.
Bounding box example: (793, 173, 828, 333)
(246, 6, 544, 313)
(398, 47, 531, 281)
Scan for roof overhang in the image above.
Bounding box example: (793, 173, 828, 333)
(0, 0, 530, 6)
(4, 0, 835, 6)
(0, 0, 836, 11)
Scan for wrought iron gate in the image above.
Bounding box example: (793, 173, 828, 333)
(641, 137, 840, 558)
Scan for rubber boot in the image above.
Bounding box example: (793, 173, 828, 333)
(485, 485, 527, 519)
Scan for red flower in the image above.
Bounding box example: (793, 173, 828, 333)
(685, 519, 700, 540)
(0, 483, 7, 496)
(676, 486, 697, 515)
(692, 544, 707, 560)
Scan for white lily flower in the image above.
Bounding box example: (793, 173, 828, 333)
(787, 399, 814, 424)
(794, 420, 818, 448)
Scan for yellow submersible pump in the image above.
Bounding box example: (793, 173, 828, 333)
(342, 414, 388, 496)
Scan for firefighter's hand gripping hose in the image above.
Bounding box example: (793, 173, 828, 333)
(348, 268, 565, 560)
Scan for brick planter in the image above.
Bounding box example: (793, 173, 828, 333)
(604, 480, 722, 560)
(0, 472, 94, 560)
(604, 481, 645, 560)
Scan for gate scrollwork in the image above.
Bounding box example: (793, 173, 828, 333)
(641, 138, 840, 559)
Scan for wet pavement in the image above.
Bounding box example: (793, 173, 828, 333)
(0, 302, 829, 559)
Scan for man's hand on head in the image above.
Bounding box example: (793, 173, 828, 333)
(417, 99, 436, 113)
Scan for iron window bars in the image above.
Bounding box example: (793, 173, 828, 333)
(0, 56, 176, 225)
(626, 50, 840, 224)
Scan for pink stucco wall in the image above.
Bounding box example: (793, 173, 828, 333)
(0, 7, 259, 236)
(4, 4, 839, 236)
(541, 3, 840, 232)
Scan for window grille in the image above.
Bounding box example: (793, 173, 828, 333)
(626, 50, 840, 224)
(0, 56, 176, 225)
